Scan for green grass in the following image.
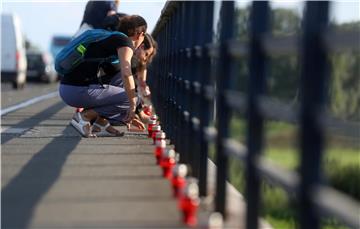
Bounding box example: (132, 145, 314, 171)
(223, 117, 359, 229)
(264, 147, 359, 170)
(265, 148, 299, 170)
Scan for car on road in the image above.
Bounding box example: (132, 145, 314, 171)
(1, 13, 27, 89)
(26, 49, 57, 83)
(50, 35, 72, 59)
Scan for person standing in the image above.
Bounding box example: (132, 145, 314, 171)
(74, 0, 120, 37)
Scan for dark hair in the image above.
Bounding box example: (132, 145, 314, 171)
(116, 12, 128, 18)
(143, 33, 157, 65)
(118, 15, 147, 37)
(135, 33, 157, 72)
(102, 13, 129, 31)
(102, 14, 121, 31)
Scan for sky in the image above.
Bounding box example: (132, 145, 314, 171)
(1, 0, 359, 52)
(1, 0, 166, 51)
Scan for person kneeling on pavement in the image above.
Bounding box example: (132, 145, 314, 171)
(101, 13, 158, 125)
(58, 15, 148, 137)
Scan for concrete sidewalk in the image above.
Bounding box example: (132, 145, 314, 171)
(1, 96, 183, 228)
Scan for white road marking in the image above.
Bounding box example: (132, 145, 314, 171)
(0, 127, 29, 134)
(0, 91, 58, 116)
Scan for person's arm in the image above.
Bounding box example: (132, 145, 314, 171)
(117, 47, 137, 118)
(137, 68, 147, 86)
(136, 68, 151, 97)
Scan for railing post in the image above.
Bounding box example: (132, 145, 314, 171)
(198, 1, 214, 197)
(246, 2, 269, 229)
(176, 1, 187, 162)
(186, 1, 199, 178)
(170, 5, 180, 146)
(183, 1, 196, 169)
(163, 19, 170, 135)
(158, 26, 166, 120)
(171, 3, 181, 149)
(215, 0, 235, 218)
(299, 2, 330, 229)
(166, 12, 175, 143)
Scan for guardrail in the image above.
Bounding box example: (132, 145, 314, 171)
(149, 1, 360, 228)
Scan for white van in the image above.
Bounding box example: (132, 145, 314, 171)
(1, 13, 27, 89)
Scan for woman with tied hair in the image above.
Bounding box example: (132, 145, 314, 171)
(102, 13, 157, 88)
(59, 15, 148, 137)
(103, 13, 158, 95)
(102, 14, 158, 124)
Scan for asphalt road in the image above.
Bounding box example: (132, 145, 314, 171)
(1, 82, 184, 228)
(0, 81, 269, 229)
(1, 81, 59, 108)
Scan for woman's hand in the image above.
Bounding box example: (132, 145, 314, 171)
(138, 84, 151, 98)
(142, 85, 151, 97)
(126, 116, 146, 131)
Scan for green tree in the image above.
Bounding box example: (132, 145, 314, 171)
(329, 22, 360, 121)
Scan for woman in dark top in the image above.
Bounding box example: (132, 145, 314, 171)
(59, 15, 148, 137)
(101, 14, 158, 125)
(103, 13, 157, 102)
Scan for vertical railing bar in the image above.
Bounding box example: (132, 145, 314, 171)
(173, 8, 179, 148)
(156, 29, 164, 114)
(159, 29, 165, 120)
(163, 21, 170, 133)
(181, 2, 189, 164)
(198, 1, 214, 197)
(172, 5, 181, 147)
(174, 2, 181, 156)
(188, 1, 199, 178)
(183, 1, 193, 168)
(299, 2, 330, 229)
(170, 7, 178, 144)
(166, 14, 173, 142)
(177, 2, 187, 162)
(169, 17, 174, 135)
(157, 30, 162, 118)
(245, 2, 269, 229)
(214, 0, 235, 218)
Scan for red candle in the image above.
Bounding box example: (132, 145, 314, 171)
(160, 149, 176, 179)
(178, 181, 200, 227)
(150, 114, 158, 121)
(151, 125, 161, 144)
(155, 131, 166, 145)
(154, 139, 166, 165)
(147, 120, 157, 138)
(171, 164, 188, 197)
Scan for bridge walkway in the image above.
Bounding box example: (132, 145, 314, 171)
(1, 96, 185, 229)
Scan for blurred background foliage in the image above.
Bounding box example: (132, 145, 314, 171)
(233, 7, 360, 121)
(214, 5, 360, 229)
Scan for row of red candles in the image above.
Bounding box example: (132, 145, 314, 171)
(146, 109, 200, 227)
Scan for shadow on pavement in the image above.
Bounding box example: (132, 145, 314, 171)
(2, 126, 80, 228)
(1, 101, 66, 144)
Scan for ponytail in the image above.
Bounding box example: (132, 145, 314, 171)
(118, 15, 147, 36)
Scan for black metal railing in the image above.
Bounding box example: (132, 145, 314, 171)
(149, 1, 360, 228)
